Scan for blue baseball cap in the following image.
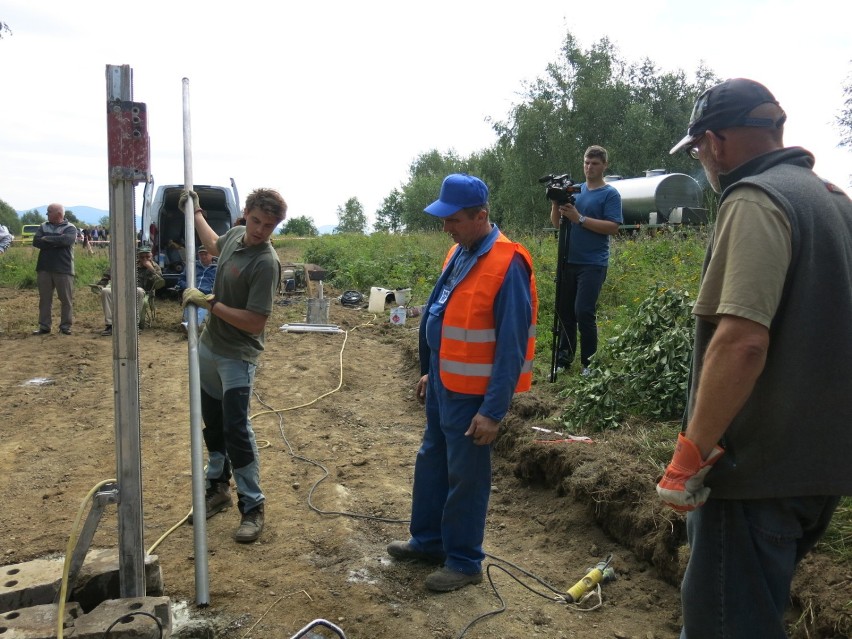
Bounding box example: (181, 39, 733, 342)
(424, 174, 489, 218)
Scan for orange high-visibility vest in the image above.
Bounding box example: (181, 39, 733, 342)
(439, 234, 538, 395)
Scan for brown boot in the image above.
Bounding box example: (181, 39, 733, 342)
(188, 482, 232, 524)
(235, 504, 264, 543)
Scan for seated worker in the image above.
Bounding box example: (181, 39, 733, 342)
(175, 246, 218, 331)
(0, 224, 12, 254)
(95, 244, 165, 336)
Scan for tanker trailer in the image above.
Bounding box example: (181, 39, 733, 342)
(605, 171, 709, 228)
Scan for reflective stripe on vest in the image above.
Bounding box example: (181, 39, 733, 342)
(439, 234, 538, 394)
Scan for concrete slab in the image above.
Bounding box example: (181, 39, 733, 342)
(0, 550, 163, 614)
(0, 602, 82, 639)
(75, 596, 172, 638)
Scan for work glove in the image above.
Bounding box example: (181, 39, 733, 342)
(656, 433, 724, 512)
(178, 189, 200, 212)
(182, 287, 215, 311)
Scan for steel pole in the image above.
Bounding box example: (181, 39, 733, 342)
(105, 63, 146, 598)
(181, 77, 211, 606)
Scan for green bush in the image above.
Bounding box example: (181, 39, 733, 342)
(302, 232, 452, 303)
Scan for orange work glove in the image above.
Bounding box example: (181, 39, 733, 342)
(656, 433, 724, 512)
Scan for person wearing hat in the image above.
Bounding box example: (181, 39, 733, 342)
(387, 174, 538, 592)
(97, 243, 165, 336)
(657, 78, 852, 636)
(174, 245, 218, 331)
(549, 145, 622, 375)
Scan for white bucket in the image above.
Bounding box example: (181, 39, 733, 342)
(394, 288, 412, 306)
(368, 287, 392, 313)
(306, 298, 330, 324)
(389, 306, 406, 326)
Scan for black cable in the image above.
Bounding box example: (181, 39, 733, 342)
(105, 610, 164, 638)
(253, 391, 408, 524)
(250, 396, 599, 638)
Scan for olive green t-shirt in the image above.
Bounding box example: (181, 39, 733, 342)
(200, 226, 280, 364)
(693, 185, 791, 328)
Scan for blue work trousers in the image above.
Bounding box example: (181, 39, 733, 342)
(408, 371, 491, 575)
(198, 340, 264, 512)
(556, 263, 607, 368)
(680, 495, 840, 639)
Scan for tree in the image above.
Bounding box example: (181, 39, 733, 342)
(489, 31, 718, 230)
(335, 197, 367, 234)
(399, 150, 467, 232)
(20, 210, 45, 225)
(98, 215, 110, 228)
(0, 22, 11, 39)
(280, 215, 318, 236)
(0, 199, 21, 234)
(373, 189, 404, 233)
(64, 210, 81, 225)
(838, 63, 852, 148)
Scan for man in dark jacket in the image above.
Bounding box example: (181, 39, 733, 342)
(33, 203, 77, 335)
(658, 78, 852, 638)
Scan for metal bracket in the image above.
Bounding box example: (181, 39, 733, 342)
(55, 483, 120, 603)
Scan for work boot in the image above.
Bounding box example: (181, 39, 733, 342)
(235, 503, 264, 543)
(425, 567, 483, 592)
(188, 482, 232, 525)
(387, 540, 445, 564)
(101, 325, 112, 336)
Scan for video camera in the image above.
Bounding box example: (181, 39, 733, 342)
(539, 174, 582, 205)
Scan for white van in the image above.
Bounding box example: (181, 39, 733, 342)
(141, 180, 241, 288)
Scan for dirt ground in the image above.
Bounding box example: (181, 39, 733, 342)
(0, 260, 849, 638)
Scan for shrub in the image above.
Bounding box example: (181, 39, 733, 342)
(559, 285, 695, 431)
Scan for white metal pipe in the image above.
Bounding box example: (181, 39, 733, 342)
(182, 76, 210, 606)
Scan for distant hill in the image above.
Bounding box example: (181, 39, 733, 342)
(16, 205, 127, 227)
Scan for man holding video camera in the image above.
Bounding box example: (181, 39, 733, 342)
(549, 145, 622, 375)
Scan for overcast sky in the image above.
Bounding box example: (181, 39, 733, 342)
(1, 0, 850, 229)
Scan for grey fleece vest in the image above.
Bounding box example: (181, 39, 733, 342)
(692, 148, 852, 499)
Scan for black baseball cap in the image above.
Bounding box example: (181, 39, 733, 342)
(669, 78, 783, 155)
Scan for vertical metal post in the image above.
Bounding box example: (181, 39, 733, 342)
(105, 64, 148, 597)
(181, 77, 211, 606)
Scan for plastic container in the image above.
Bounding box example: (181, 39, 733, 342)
(389, 306, 406, 326)
(394, 288, 411, 306)
(368, 287, 392, 313)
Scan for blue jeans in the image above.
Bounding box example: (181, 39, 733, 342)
(407, 369, 491, 575)
(198, 340, 264, 512)
(556, 263, 607, 368)
(680, 496, 840, 639)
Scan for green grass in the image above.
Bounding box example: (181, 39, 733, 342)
(0, 244, 110, 289)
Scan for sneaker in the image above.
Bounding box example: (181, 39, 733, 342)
(235, 504, 264, 543)
(32, 328, 50, 335)
(101, 325, 112, 336)
(59, 327, 71, 335)
(180, 321, 188, 333)
(581, 367, 592, 377)
(425, 567, 483, 592)
(188, 482, 233, 525)
(387, 540, 445, 564)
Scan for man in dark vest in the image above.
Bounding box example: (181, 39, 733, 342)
(658, 78, 852, 638)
